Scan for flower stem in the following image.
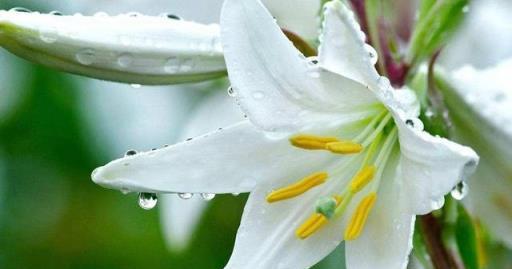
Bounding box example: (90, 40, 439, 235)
(419, 214, 461, 269)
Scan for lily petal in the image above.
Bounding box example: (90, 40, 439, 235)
(318, 1, 380, 87)
(397, 118, 479, 215)
(346, 153, 415, 269)
(92, 121, 337, 194)
(221, 0, 378, 132)
(225, 158, 362, 269)
(0, 10, 226, 85)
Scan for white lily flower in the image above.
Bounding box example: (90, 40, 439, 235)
(92, 0, 478, 268)
(0, 9, 225, 84)
(446, 59, 512, 248)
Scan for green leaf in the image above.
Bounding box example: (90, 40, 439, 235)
(455, 204, 480, 269)
(418, 0, 436, 22)
(408, 0, 469, 68)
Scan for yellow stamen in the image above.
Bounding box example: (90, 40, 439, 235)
(325, 141, 363, 154)
(290, 134, 339, 150)
(296, 213, 328, 239)
(296, 196, 343, 239)
(266, 172, 328, 203)
(344, 192, 377, 240)
(349, 166, 376, 194)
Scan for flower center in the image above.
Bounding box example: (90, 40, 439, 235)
(265, 110, 398, 241)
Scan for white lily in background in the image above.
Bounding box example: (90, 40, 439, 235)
(443, 59, 512, 248)
(92, 0, 478, 268)
(441, 0, 512, 69)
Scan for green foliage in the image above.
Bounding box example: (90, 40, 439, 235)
(455, 204, 480, 269)
(409, 0, 470, 68)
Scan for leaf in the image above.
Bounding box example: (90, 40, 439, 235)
(455, 204, 480, 269)
(0, 10, 226, 85)
(408, 0, 469, 67)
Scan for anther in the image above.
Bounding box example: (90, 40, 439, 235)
(344, 192, 377, 240)
(296, 213, 328, 239)
(325, 141, 363, 154)
(289, 134, 339, 150)
(349, 166, 376, 194)
(266, 172, 328, 203)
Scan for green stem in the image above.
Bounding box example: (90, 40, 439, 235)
(419, 214, 462, 269)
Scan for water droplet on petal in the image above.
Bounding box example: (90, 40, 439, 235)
(94, 11, 109, 18)
(405, 118, 424, 131)
(178, 193, 193, 200)
(138, 192, 158, 210)
(76, 49, 96, 65)
(201, 193, 215, 201)
(307, 57, 319, 65)
(227, 86, 237, 97)
(120, 188, 130, 195)
(364, 44, 378, 65)
(49, 10, 63, 16)
(252, 91, 265, 100)
(160, 13, 181, 20)
(451, 181, 468, 200)
(131, 84, 142, 89)
(125, 149, 138, 156)
(117, 53, 134, 68)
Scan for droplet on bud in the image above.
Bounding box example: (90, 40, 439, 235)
(138, 192, 158, 210)
(75, 49, 96, 65)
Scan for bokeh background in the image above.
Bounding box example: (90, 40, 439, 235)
(0, 0, 511, 268)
